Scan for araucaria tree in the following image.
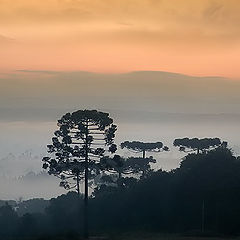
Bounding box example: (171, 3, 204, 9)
(42, 110, 117, 238)
(100, 155, 156, 182)
(121, 141, 169, 158)
(173, 137, 225, 154)
(100, 155, 132, 180)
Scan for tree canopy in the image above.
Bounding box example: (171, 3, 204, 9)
(121, 141, 169, 158)
(100, 155, 156, 183)
(42, 110, 117, 191)
(173, 137, 224, 154)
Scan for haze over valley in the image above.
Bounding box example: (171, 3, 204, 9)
(0, 70, 240, 199)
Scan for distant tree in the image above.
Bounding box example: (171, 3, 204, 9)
(100, 155, 156, 183)
(126, 156, 156, 178)
(19, 213, 37, 237)
(173, 137, 225, 154)
(100, 155, 131, 180)
(42, 109, 117, 238)
(46, 192, 82, 232)
(16, 198, 49, 216)
(0, 203, 18, 236)
(121, 141, 169, 158)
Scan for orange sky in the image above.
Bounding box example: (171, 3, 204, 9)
(0, 0, 240, 78)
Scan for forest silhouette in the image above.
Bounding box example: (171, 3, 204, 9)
(0, 110, 239, 240)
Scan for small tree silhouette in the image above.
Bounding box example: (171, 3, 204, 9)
(100, 155, 156, 182)
(42, 110, 117, 238)
(126, 156, 156, 178)
(121, 141, 169, 158)
(100, 155, 131, 180)
(173, 137, 225, 154)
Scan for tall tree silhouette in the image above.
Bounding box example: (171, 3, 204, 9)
(121, 141, 169, 158)
(42, 110, 117, 238)
(173, 137, 224, 154)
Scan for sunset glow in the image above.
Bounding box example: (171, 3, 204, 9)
(0, 0, 239, 77)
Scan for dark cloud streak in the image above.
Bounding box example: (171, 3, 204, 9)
(0, 71, 240, 122)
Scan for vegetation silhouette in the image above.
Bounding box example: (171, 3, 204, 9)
(1, 110, 240, 240)
(173, 137, 226, 154)
(99, 155, 156, 187)
(120, 141, 169, 178)
(121, 141, 169, 158)
(0, 148, 240, 239)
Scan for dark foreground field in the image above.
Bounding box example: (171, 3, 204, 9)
(34, 233, 238, 240)
(4, 231, 240, 240)
(112, 232, 237, 240)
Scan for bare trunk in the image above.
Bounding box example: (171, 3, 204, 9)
(201, 200, 205, 233)
(142, 169, 146, 178)
(84, 122, 89, 239)
(117, 171, 123, 187)
(143, 149, 146, 159)
(76, 173, 80, 196)
(76, 173, 81, 237)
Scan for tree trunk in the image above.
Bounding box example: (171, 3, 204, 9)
(201, 200, 205, 233)
(84, 156, 89, 239)
(142, 169, 146, 178)
(77, 173, 80, 196)
(143, 149, 146, 159)
(117, 171, 122, 187)
(76, 173, 82, 237)
(84, 122, 89, 239)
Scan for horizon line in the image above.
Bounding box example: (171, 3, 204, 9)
(13, 69, 230, 80)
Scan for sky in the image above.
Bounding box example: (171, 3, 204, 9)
(1, 71, 240, 122)
(1, 1, 240, 198)
(1, 70, 240, 159)
(0, 0, 240, 77)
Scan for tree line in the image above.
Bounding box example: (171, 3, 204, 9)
(1, 147, 240, 239)
(0, 109, 236, 239)
(41, 110, 227, 238)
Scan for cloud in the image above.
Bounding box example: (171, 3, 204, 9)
(0, 70, 240, 123)
(16, 70, 60, 74)
(203, 1, 223, 19)
(0, 0, 238, 26)
(1, 0, 238, 43)
(0, 34, 14, 43)
(0, 1, 239, 77)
